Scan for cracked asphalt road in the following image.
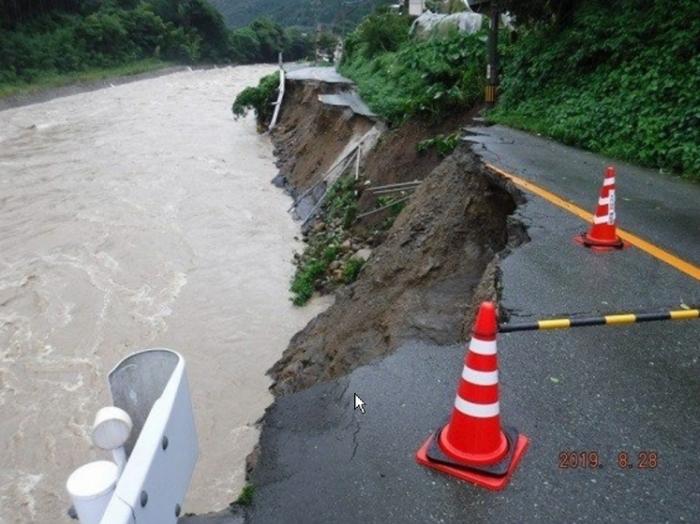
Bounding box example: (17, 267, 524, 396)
(185, 126, 699, 523)
(466, 125, 699, 263)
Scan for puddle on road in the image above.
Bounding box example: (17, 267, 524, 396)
(0, 65, 328, 521)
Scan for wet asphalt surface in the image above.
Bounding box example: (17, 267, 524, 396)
(185, 126, 699, 523)
(466, 125, 700, 263)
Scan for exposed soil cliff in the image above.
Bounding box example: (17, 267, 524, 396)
(271, 145, 524, 394)
(271, 80, 375, 193)
(267, 78, 526, 395)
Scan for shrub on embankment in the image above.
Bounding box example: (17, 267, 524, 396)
(338, 10, 486, 125)
(289, 175, 370, 306)
(232, 71, 280, 127)
(492, 0, 700, 180)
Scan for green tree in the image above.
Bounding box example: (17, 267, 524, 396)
(77, 10, 134, 63)
(179, 0, 230, 60)
(316, 31, 337, 58)
(344, 9, 409, 60)
(284, 27, 313, 61)
(249, 18, 287, 62)
(228, 26, 261, 62)
(122, 4, 168, 56)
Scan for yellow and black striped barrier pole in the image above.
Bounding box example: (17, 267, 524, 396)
(499, 308, 699, 333)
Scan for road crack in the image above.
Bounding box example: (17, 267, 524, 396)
(349, 418, 361, 463)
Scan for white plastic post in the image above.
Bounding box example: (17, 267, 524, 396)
(92, 406, 133, 475)
(111, 447, 127, 474)
(66, 460, 119, 524)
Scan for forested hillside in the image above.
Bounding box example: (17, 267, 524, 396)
(0, 0, 315, 94)
(209, 0, 391, 32)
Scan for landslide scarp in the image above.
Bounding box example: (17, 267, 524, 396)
(267, 78, 527, 396)
(270, 143, 525, 395)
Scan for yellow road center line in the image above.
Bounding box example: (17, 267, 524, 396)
(538, 319, 571, 330)
(670, 309, 699, 320)
(605, 314, 637, 325)
(486, 162, 700, 281)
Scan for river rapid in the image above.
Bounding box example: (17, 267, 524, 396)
(0, 65, 327, 522)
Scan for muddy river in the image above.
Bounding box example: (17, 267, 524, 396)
(0, 65, 327, 522)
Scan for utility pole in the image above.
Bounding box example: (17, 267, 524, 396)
(485, 1, 500, 105)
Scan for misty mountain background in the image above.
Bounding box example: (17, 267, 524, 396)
(209, 0, 392, 31)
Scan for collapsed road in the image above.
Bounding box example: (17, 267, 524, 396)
(243, 152, 698, 523)
(184, 71, 699, 523)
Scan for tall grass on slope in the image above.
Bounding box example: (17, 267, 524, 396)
(339, 11, 486, 125)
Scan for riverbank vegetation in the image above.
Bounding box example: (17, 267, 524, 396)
(290, 175, 366, 306)
(231, 71, 279, 126)
(0, 58, 171, 99)
(0, 0, 315, 95)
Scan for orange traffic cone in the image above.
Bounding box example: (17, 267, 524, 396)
(416, 302, 529, 491)
(578, 166, 624, 249)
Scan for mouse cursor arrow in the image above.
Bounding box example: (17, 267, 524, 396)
(353, 393, 366, 414)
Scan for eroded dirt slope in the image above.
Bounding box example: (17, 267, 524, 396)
(270, 146, 525, 395)
(272, 80, 374, 192)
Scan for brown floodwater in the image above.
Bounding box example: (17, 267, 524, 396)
(0, 65, 327, 522)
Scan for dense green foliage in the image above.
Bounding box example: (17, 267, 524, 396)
(1, 0, 83, 26)
(324, 173, 359, 229)
(500, 0, 582, 26)
(417, 132, 461, 157)
(342, 258, 365, 284)
(290, 241, 336, 306)
(209, 0, 391, 32)
(339, 12, 486, 124)
(344, 9, 410, 58)
(1, 0, 229, 84)
(231, 71, 279, 125)
(493, 0, 700, 179)
(290, 175, 361, 306)
(226, 19, 314, 63)
(234, 484, 254, 506)
(340, 2, 698, 178)
(0, 1, 313, 89)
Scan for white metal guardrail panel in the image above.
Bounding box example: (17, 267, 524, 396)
(100, 349, 198, 523)
(99, 499, 135, 524)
